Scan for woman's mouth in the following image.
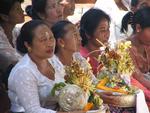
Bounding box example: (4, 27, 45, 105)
(46, 49, 53, 54)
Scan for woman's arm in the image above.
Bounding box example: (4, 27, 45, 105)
(133, 70, 150, 90)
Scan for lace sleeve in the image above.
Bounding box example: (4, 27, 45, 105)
(12, 67, 56, 113)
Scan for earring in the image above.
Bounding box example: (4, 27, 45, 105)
(27, 47, 32, 52)
(61, 45, 64, 48)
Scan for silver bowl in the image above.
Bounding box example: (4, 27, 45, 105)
(97, 91, 138, 107)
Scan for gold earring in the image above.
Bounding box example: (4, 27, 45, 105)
(61, 45, 64, 48)
(27, 47, 32, 52)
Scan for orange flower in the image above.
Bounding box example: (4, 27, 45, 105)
(83, 102, 94, 111)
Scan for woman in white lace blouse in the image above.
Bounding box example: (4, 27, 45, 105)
(0, 0, 24, 76)
(8, 20, 85, 113)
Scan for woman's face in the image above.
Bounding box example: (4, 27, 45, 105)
(59, 24, 81, 52)
(138, 27, 150, 45)
(8, 2, 24, 24)
(62, 0, 75, 17)
(29, 24, 55, 59)
(137, 0, 150, 9)
(91, 19, 110, 47)
(44, 0, 63, 26)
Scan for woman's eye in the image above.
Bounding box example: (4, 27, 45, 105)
(99, 29, 109, 33)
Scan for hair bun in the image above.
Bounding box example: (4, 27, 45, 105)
(25, 5, 32, 17)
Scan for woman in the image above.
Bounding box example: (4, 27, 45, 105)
(8, 20, 84, 113)
(51, 20, 81, 66)
(0, 0, 24, 88)
(50, 20, 94, 80)
(59, 0, 75, 19)
(94, 0, 129, 45)
(26, 0, 63, 28)
(129, 7, 150, 108)
(79, 8, 141, 113)
(80, 8, 110, 75)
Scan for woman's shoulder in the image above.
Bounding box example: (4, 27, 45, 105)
(8, 54, 39, 85)
(10, 54, 35, 76)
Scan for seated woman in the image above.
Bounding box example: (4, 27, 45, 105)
(128, 6, 150, 108)
(0, 0, 24, 87)
(8, 20, 84, 113)
(79, 8, 149, 112)
(50, 20, 94, 80)
(80, 8, 110, 75)
(26, 0, 63, 28)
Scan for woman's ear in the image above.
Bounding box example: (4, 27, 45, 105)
(24, 41, 29, 48)
(57, 38, 65, 48)
(37, 13, 45, 20)
(0, 14, 9, 22)
(136, 24, 142, 33)
(24, 42, 32, 52)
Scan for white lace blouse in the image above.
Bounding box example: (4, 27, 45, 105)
(0, 26, 21, 71)
(8, 54, 65, 113)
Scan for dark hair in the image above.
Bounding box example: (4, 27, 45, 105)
(133, 6, 150, 32)
(131, 0, 139, 7)
(25, 0, 47, 19)
(0, 0, 24, 15)
(51, 20, 73, 53)
(120, 0, 150, 34)
(80, 8, 110, 46)
(121, 12, 134, 33)
(17, 20, 48, 54)
(0, 0, 24, 22)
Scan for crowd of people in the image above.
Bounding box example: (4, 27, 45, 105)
(0, 0, 150, 113)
